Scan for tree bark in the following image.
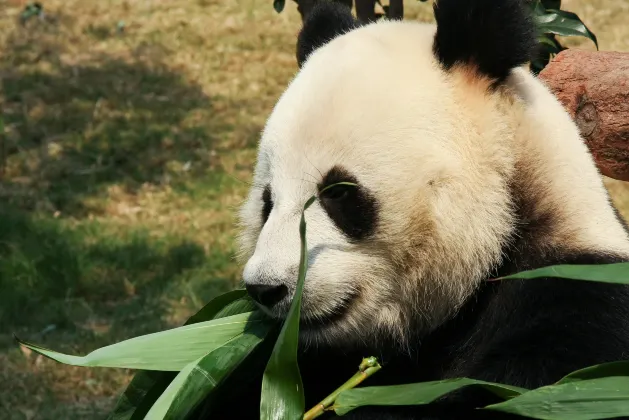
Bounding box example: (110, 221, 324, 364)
(538, 49, 629, 181)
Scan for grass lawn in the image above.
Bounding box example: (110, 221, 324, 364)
(1, 0, 628, 418)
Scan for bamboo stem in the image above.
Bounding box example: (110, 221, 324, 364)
(302, 357, 381, 420)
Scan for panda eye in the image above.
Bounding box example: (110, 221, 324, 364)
(320, 184, 350, 201)
(317, 165, 379, 241)
(261, 185, 273, 224)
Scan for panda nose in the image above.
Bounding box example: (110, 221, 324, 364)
(246, 283, 288, 308)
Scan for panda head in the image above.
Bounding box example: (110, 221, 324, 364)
(237, 0, 539, 347)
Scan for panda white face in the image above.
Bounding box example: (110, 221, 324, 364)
(237, 20, 519, 346)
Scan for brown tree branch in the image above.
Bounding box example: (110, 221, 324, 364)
(538, 49, 629, 181)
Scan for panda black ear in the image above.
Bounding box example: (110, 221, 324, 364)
(432, 0, 537, 83)
(296, 1, 360, 68)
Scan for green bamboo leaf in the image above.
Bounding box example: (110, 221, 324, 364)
(107, 370, 166, 420)
(530, 33, 565, 74)
(260, 182, 357, 420)
(333, 378, 527, 415)
(185, 289, 249, 324)
(212, 295, 256, 319)
(107, 292, 255, 420)
(485, 377, 629, 420)
(531, 0, 552, 18)
(145, 318, 270, 419)
(145, 355, 205, 419)
(304, 357, 382, 420)
(259, 194, 316, 420)
(16, 311, 261, 371)
(496, 262, 629, 283)
(534, 9, 598, 49)
(537, 34, 563, 52)
(557, 361, 629, 384)
(194, 327, 279, 418)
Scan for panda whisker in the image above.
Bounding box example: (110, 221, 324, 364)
(288, 176, 317, 185)
(302, 171, 320, 185)
(303, 152, 324, 182)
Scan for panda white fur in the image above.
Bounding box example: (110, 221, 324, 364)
(200, 0, 629, 418)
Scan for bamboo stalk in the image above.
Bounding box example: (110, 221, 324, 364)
(303, 357, 381, 420)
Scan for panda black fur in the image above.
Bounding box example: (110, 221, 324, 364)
(197, 0, 629, 418)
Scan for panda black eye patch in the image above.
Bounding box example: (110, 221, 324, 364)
(261, 185, 273, 224)
(318, 165, 378, 241)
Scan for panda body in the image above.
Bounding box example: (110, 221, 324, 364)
(201, 1, 629, 419)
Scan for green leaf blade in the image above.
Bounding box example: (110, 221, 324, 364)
(498, 262, 629, 284)
(537, 34, 563, 52)
(145, 319, 270, 419)
(259, 196, 318, 420)
(145, 356, 206, 420)
(106, 292, 255, 420)
(557, 361, 629, 384)
(106, 370, 171, 420)
(334, 379, 527, 415)
(534, 9, 598, 49)
(486, 377, 629, 420)
(185, 289, 249, 325)
(17, 311, 261, 371)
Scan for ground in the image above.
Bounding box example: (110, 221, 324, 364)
(0, 0, 627, 418)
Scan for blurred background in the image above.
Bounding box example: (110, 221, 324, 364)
(0, 0, 628, 418)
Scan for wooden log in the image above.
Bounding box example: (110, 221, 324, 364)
(538, 49, 629, 181)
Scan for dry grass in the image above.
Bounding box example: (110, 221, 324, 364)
(0, 0, 628, 418)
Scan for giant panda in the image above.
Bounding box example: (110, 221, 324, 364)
(203, 0, 629, 418)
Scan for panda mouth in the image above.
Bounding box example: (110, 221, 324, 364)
(300, 291, 358, 331)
